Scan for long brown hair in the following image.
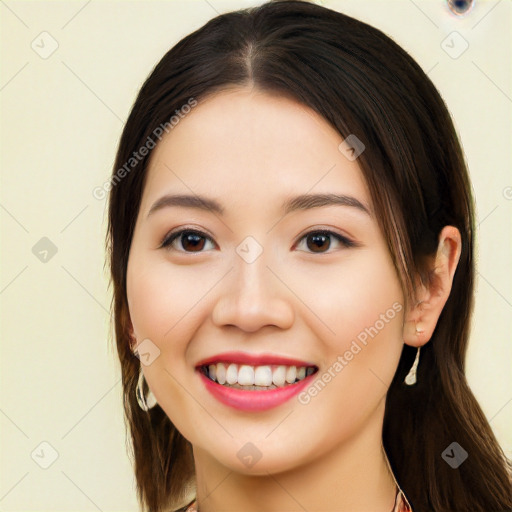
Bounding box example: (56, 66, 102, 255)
(105, 1, 512, 510)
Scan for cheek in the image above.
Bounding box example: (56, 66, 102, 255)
(286, 251, 404, 357)
(341, 266, 403, 349)
(126, 254, 210, 425)
(126, 255, 206, 348)
(303, 253, 404, 411)
(286, 257, 404, 452)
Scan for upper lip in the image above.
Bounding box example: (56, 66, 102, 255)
(196, 351, 317, 368)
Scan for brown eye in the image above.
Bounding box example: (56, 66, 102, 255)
(161, 230, 215, 252)
(296, 230, 355, 254)
(180, 232, 206, 251)
(306, 233, 330, 252)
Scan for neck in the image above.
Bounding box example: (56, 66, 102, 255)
(192, 400, 398, 512)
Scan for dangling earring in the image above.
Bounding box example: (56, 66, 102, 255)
(136, 365, 157, 411)
(404, 323, 424, 386)
(404, 347, 421, 385)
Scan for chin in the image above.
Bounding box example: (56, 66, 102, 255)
(206, 442, 311, 476)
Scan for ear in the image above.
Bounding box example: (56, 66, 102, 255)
(122, 302, 137, 352)
(403, 226, 462, 347)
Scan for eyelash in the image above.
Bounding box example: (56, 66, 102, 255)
(159, 228, 357, 254)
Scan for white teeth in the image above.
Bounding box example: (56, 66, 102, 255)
(226, 363, 238, 384)
(203, 362, 315, 388)
(254, 365, 273, 386)
(272, 365, 287, 387)
(208, 364, 216, 381)
(216, 363, 226, 385)
(285, 366, 297, 384)
(238, 365, 255, 385)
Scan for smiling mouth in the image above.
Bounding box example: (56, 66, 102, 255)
(199, 363, 318, 390)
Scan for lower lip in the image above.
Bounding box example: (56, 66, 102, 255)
(197, 369, 316, 411)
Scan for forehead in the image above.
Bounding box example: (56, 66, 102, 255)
(141, 87, 370, 217)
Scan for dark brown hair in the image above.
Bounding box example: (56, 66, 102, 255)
(106, 1, 512, 511)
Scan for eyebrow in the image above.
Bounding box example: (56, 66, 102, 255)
(147, 193, 371, 218)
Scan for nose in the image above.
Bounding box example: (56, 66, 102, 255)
(211, 250, 295, 332)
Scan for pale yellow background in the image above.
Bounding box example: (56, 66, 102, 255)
(1, 0, 511, 510)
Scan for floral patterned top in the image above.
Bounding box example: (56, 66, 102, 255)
(178, 487, 413, 512)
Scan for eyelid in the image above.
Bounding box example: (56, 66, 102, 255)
(160, 226, 358, 253)
(159, 226, 217, 251)
(293, 228, 357, 251)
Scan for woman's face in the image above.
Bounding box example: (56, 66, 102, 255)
(126, 86, 405, 474)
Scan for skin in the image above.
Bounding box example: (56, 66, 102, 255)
(125, 86, 461, 512)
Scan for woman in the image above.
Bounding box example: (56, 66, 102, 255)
(105, 1, 512, 511)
